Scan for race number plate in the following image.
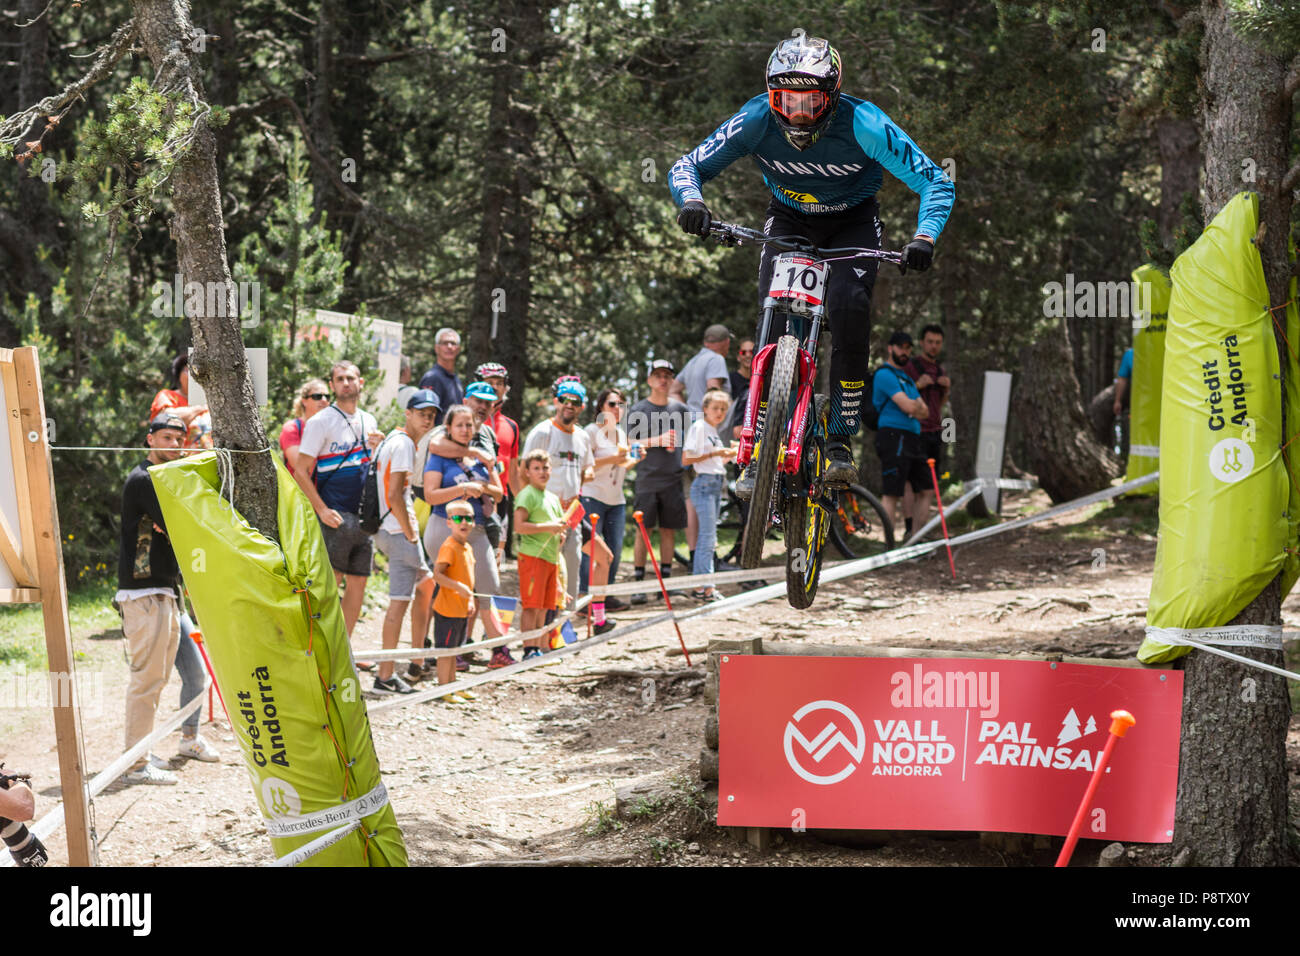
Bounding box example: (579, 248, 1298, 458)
(768, 254, 827, 307)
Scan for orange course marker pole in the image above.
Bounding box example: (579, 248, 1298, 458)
(1055, 709, 1136, 868)
(927, 457, 956, 579)
(632, 510, 691, 666)
(191, 629, 232, 728)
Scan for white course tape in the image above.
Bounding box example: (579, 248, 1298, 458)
(263, 780, 391, 838)
(1164, 635, 1300, 683)
(1146, 625, 1283, 650)
(905, 485, 986, 546)
(1129, 444, 1159, 458)
(269, 821, 360, 868)
(370, 471, 1157, 713)
(362, 596, 591, 662)
(6, 686, 207, 865)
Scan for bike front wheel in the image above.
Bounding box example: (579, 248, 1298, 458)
(740, 334, 799, 569)
(784, 394, 831, 608)
(829, 483, 895, 558)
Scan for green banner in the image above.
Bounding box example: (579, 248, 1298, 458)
(1124, 263, 1170, 493)
(151, 453, 407, 865)
(1140, 192, 1288, 664)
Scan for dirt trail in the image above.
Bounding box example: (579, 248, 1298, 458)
(4, 491, 1297, 867)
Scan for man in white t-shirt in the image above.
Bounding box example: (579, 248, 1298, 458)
(521, 380, 595, 600)
(671, 324, 732, 413)
(370, 389, 440, 695)
(293, 360, 384, 645)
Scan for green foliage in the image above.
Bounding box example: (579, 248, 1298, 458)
(1229, 0, 1300, 55)
(582, 798, 623, 835)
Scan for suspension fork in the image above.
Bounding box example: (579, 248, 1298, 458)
(737, 299, 780, 468)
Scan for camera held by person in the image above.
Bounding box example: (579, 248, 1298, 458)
(0, 764, 48, 867)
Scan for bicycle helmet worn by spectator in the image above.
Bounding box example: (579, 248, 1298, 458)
(551, 374, 582, 396)
(766, 32, 842, 151)
(475, 362, 509, 381)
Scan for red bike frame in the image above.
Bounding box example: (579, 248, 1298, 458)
(736, 340, 817, 476)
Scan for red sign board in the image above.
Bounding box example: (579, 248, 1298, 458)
(717, 656, 1182, 842)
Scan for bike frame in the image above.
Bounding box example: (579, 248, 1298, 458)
(736, 299, 823, 477)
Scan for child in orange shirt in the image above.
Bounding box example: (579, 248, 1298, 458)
(432, 500, 479, 703)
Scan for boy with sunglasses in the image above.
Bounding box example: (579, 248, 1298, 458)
(431, 499, 481, 700)
(669, 32, 954, 492)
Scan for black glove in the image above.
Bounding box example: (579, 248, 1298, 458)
(677, 200, 712, 237)
(899, 237, 934, 274)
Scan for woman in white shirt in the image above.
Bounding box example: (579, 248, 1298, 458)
(682, 390, 737, 601)
(580, 387, 638, 605)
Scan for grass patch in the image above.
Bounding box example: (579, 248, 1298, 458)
(1056, 494, 1159, 541)
(0, 579, 118, 669)
(582, 798, 623, 836)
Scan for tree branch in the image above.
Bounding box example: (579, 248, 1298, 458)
(0, 19, 135, 146)
(1282, 161, 1300, 194)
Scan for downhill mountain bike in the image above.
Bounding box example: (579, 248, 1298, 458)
(709, 220, 902, 608)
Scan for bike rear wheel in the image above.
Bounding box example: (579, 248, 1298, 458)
(784, 394, 831, 608)
(829, 483, 895, 558)
(740, 334, 798, 569)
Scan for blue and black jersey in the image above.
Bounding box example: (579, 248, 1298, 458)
(668, 93, 954, 240)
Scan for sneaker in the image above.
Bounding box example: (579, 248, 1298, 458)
(736, 461, 758, 501)
(421, 660, 439, 678)
(440, 692, 469, 704)
(522, 647, 543, 661)
(693, 587, 725, 603)
(405, 663, 425, 684)
(823, 439, 858, 489)
(605, 595, 628, 611)
(124, 763, 177, 786)
(593, 619, 617, 635)
(177, 735, 220, 762)
(373, 674, 416, 695)
(455, 657, 470, 672)
(630, 590, 647, 606)
(488, 649, 516, 669)
(460, 652, 486, 666)
(147, 752, 172, 770)
(459, 690, 479, 701)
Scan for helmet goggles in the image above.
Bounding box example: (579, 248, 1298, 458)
(768, 88, 831, 126)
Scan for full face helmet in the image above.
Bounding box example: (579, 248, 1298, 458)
(766, 33, 842, 151)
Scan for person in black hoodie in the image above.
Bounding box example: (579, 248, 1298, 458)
(113, 413, 188, 785)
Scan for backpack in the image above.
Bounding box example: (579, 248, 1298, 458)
(862, 365, 914, 431)
(358, 431, 396, 534)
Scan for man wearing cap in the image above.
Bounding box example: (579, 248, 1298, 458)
(627, 360, 692, 603)
(872, 332, 930, 536)
(114, 414, 217, 785)
(370, 389, 441, 695)
(521, 380, 596, 601)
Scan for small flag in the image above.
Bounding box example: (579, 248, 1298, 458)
(489, 595, 517, 633)
(563, 499, 586, 530)
(561, 618, 578, 645)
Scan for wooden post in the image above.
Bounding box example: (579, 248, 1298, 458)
(8, 347, 94, 866)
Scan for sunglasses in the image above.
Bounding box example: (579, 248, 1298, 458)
(559, 398, 583, 407)
(606, 400, 625, 408)
(306, 393, 330, 401)
(449, 515, 474, 525)
(738, 349, 753, 355)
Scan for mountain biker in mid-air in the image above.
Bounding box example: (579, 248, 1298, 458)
(668, 31, 955, 497)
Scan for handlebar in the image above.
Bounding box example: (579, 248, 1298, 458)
(708, 219, 904, 265)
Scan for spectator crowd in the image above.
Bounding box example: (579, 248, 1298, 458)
(113, 321, 953, 783)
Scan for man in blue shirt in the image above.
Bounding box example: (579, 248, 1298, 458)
(419, 327, 465, 420)
(1112, 346, 1133, 456)
(873, 332, 929, 536)
(670, 32, 954, 492)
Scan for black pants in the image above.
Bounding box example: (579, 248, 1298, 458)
(756, 196, 882, 438)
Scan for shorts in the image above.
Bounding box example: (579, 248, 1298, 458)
(875, 428, 930, 497)
(321, 510, 373, 577)
(433, 612, 468, 649)
(518, 553, 559, 610)
(918, 432, 945, 475)
(373, 528, 430, 600)
(632, 482, 687, 530)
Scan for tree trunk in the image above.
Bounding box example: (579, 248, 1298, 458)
(1172, 0, 1292, 866)
(466, 0, 542, 426)
(1157, 117, 1200, 248)
(1012, 321, 1120, 502)
(131, 0, 278, 542)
